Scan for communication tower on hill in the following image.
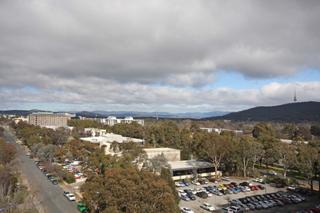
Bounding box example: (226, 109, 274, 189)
(293, 88, 297, 102)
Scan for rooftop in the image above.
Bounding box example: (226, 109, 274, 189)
(143, 147, 180, 152)
(80, 133, 144, 144)
(168, 160, 213, 170)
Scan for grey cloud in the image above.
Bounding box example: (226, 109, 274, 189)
(1, 0, 320, 86)
(0, 0, 320, 110)
(1, 79, 319, 112)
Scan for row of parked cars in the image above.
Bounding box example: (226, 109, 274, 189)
(178, 181, 265, 201)
(35, 160, 59, 185)
(223, 191, 306, 212)
(63, 160, 85, 180)
(181, 203, 216, 213)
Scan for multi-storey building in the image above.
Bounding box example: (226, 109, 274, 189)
(28, 112, 72, 128)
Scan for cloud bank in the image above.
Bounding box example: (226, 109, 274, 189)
(0, 0, 320, 111)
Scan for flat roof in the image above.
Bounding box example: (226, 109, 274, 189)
(168, 160, 213, 170)
(80, 133, 144, 144)
(143, 147, 180, 152)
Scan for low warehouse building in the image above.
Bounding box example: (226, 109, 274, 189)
(168, 160, 221, 181)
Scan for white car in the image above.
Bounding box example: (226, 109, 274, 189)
(200, 203, 215, 211)
(180, 207, 194, 213)
(222, 177, 230, 181)
(64, 192, 76, 201)
(206, 192, 213, 197)
(244, 186, 251, 192)
(287, 185, 297, 191)
(254, 178, 264, 183)
(191, 180, 201, 186)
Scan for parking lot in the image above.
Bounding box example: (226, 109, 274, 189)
(177, 177, 319, 213)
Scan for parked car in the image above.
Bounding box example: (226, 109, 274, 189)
(180, 207, 194, 213)
(191, 180, 201, 186)
(196, 191, 208, 199)
(182, 180, 190, 186)
(222, 177, 230, 181)
(51, 180, 58, 185)
(77, 202, 89, 213)
(184, 190, 196, 200)
(200, 203, 215, 212)
(180, 195, 190, 201)
(222, 207, 234, 213)
(239, 182, 249, 187)
(64, 191, 76, 201)
(268, 170, 278, 176)
(230, 206, 241, 212)
(287, 185, 298, 191)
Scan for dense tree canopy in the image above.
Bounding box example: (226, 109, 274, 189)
(0, 139, 16, 165)
(81, 167, 180, 213)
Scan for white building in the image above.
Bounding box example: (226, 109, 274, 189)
(80, 133, 144, 155)
(200, 127, 243, 135)
(83, 128, 107, 137)
(13, 116, 29, 124)
(280, 139, 309, 144)
(100, 116, 144, 126)
(143, 148, 181, 161)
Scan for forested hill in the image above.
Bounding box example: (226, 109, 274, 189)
(208, 101, 320, 122)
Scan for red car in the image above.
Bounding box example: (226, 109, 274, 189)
(309, 208, 320, 213)
(250, 185, 258, 191)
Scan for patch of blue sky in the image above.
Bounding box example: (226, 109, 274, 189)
(208, 69, 320, 90)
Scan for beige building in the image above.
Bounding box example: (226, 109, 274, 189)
(143, 148, 181, 161)
(28, 112, 72, 128)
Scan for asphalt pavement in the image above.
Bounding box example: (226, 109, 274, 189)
(2, 126, 79, 213)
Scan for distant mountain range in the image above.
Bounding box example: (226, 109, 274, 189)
(74, 111, 228, 119)
(209, 101, 320, 122)
(2, 101, 319, 121)
(0, 109, 227, 119)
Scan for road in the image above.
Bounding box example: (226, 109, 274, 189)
(2, 126, 79, 213)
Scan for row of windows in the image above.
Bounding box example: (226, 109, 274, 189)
(172, 167, 214, 176)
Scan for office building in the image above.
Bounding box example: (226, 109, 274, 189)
(28, 112, 72, 128)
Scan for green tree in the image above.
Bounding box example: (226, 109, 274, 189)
(278, 143, 296, 178)
(311, 125, 320, 137)
(0, 139, 16, 165)
(81, 167, 180, 213)
(252, 123, 276, 139)
(196, 133, 231, 176)
(236, 136, 262, 177)
(296, 144, 320, 190)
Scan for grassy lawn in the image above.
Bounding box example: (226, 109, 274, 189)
(256, 164, 307, 180)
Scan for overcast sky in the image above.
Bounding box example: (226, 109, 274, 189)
(1, 0, 320, 112)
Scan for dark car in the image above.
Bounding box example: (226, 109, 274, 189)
(230, 182, 237, 187)
(184, 190, 196, 200)
(196, 191, 208, 199)
(239, 182, 249, 187)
